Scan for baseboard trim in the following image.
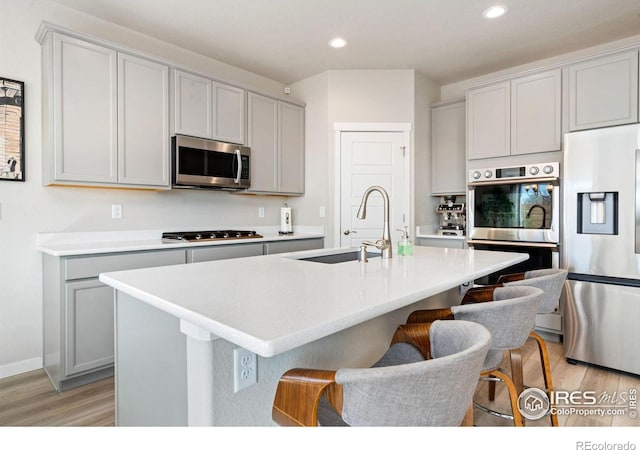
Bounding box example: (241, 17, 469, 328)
(0, 357, 43, 380)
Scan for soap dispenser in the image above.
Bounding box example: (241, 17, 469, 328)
(397, 226, 413, 256)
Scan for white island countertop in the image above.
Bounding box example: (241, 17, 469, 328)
(100, 246, 527, 358)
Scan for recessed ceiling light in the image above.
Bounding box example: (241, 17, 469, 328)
(328, 37, 348, 49)
(482, 5, 508, 19)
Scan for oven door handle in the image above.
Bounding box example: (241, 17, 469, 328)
(468, 239, 559, 250)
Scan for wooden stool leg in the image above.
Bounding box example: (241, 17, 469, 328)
(488, 379, 496, 401)
(530, 331, 559, 427)
(487, 370, 524, 426)
(509, 348, 524, 395)
(461, 402, 474, 426)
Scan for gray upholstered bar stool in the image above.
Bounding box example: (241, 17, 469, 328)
(404, 285, 544, 426)
(271, 320, 491, 426)
(495, 268, 568, 426)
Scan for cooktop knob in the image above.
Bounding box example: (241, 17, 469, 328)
(529, 166, 540, 175)
(484, 170, 493, 179)
(472, 171, 481, 180)
(543, 165, 554, 175)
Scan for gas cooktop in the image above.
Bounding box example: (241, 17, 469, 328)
(162, 230, 263, 243)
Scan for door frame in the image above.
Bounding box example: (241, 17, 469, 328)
(333, 122, 412, 248)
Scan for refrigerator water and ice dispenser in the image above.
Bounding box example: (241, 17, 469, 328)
(577, 192, 618, 235)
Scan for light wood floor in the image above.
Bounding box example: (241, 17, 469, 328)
(0, 337, 637, 426)
(473, 337, 640, 427)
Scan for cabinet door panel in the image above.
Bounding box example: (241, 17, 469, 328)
(278, 102, 305, 194)
(65, 280, 114, 375)
(467, 81, 510, 160)
(54, 34, 117, 183)
(247, 93, 278, 192)
(432, 101, 465, 194)
(511, 69, 562, 155)
(214, 83, 245, 144)
(174, 70, 212, 138)
(569, 51, 639, 131)
(118, 53, 170, 186)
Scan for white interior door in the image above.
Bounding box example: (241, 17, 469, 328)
(340, 131, 409, 248)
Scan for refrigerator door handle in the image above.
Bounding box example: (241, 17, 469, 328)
(636, 149, 640, 254)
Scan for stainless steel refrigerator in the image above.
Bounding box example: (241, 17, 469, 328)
(562, 123, 640, 376)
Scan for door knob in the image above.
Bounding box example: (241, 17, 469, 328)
(343, 229, 358, 235)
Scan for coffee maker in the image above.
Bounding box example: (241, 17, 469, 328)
(437, 196, 465, 236)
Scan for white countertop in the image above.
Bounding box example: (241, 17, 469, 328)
(416, 233, 466, 240)
(415, 225, 465, 240)
(36, 226, 324, 256)
(99, 246, 527, 358)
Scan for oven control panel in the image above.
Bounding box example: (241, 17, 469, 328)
(469, 162, 559, 183)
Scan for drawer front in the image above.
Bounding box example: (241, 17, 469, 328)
(263, 238, 324, 255)
(187, 243, 263, 263)
(65, 249, 186, 280)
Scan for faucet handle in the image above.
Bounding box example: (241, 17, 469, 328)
(362, 240, 389, 250)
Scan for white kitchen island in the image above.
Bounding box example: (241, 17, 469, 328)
(99, 246, 527, 426)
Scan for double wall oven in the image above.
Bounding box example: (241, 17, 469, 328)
(467, 162, 562, 336)
(467, 162, 563, 341)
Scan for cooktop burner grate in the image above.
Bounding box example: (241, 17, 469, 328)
(162, 230, 263, 242)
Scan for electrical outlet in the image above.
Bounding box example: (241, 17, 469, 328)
(233, 348, 257, 392)
(258, 207, 265, 218)
(319, 206, 326, 218)
(111, 204, 123, 219)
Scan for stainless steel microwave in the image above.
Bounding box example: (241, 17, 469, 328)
(171, 135, 250, 190)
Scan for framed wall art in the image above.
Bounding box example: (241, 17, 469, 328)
(0, 77, 24, 182)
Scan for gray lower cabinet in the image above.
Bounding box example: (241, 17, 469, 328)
(43, 249, 187, 391)
(43, 237, 324, 391)
(64, 280, 115, 375)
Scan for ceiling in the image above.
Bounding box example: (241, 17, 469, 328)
(47, 0, 640, 86)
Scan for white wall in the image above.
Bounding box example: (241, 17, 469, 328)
(0, 0, 299, 377)
(291, 69, 430, 247)
(0, 1, 440, 378)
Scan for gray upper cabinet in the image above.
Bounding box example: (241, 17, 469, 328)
(278, 101, 305, 194)
(467, 69, 562, 160)
(213, 82, 245, 144)
(247, 92, 305, 195)
(511, 69, 562, 155)
(247, 92, 278, 192)
(431, 100, 466, 195)
(118, 53, 170, 186)
(173, 70, 213, 138)
(48, 33, 118, 184)
(466, 81, 510, 160)
(173, 69, 245, 144)
(41, 31, 170, 189)
(568, 50, 639, 131)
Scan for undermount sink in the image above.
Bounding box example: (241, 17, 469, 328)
(297, 251, 380, 264)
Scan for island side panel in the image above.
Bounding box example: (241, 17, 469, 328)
(114, 287, 461, 426)
(115, 292, 188, 426)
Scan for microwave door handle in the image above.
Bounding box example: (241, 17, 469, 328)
(234, 149, 241, 184)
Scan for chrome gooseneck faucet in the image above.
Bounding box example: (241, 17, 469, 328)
(357, 185, 392, 259)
